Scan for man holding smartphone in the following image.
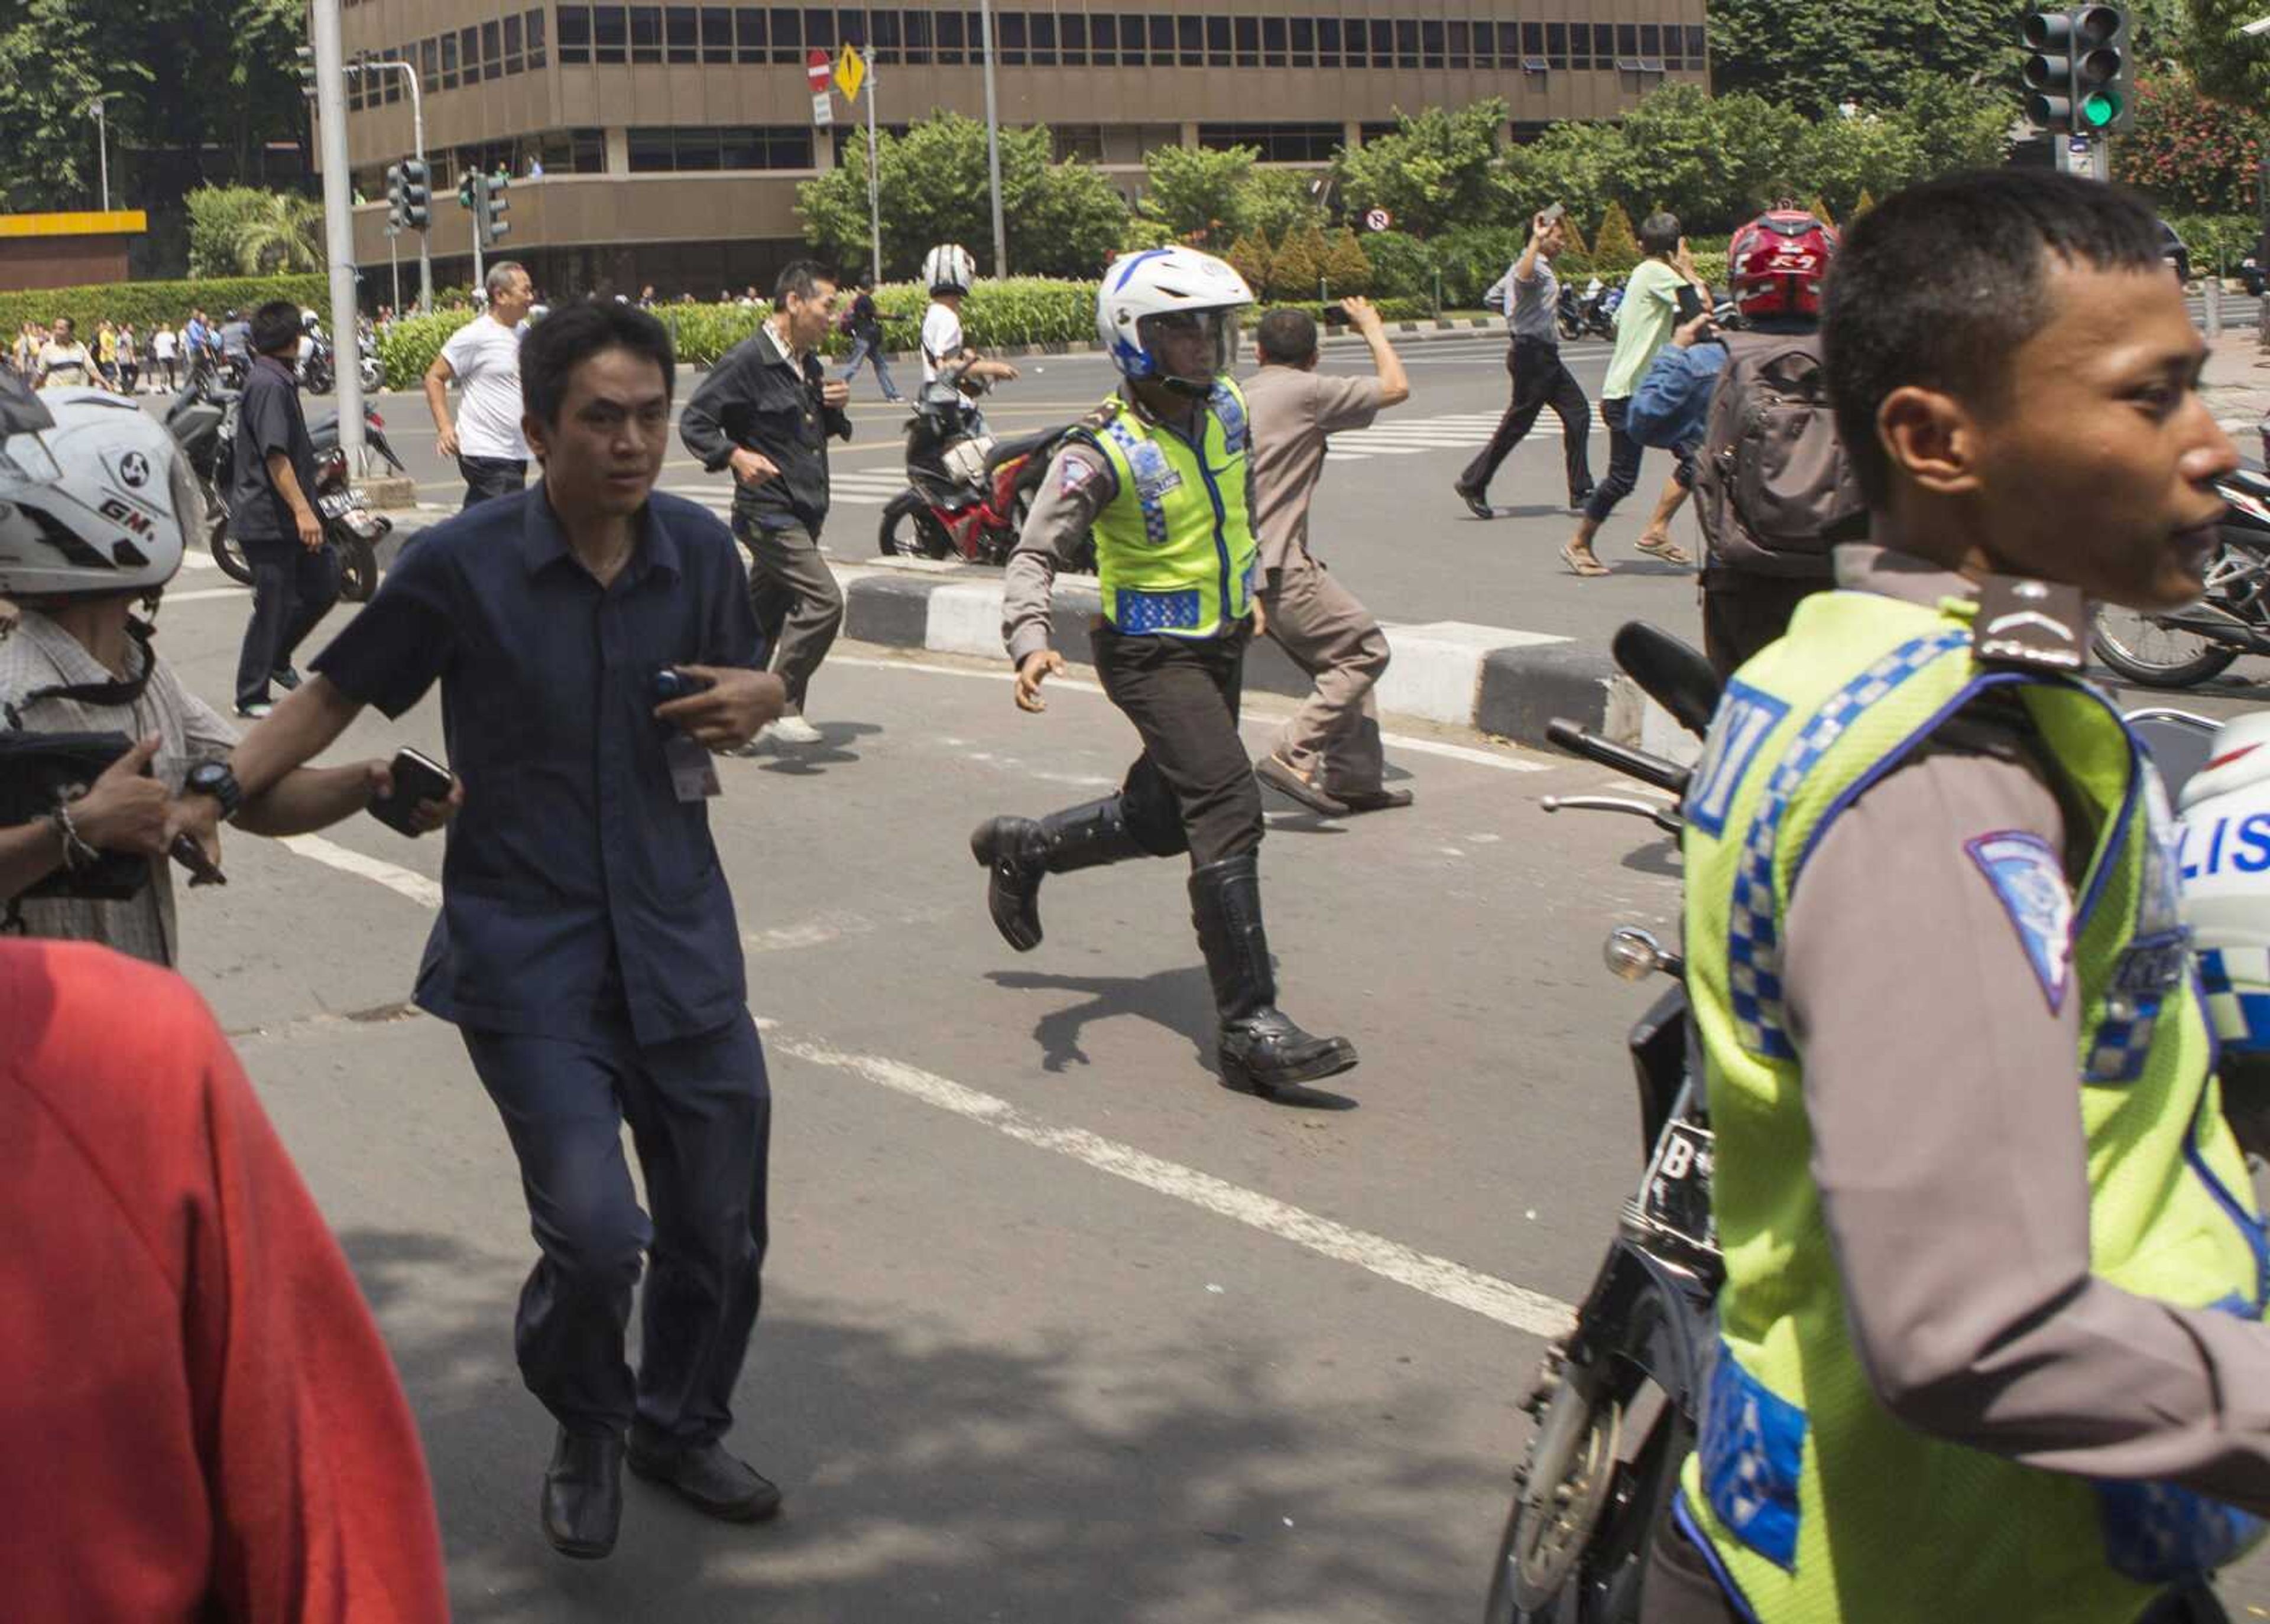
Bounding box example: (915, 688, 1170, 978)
(229, 302, 789, 1563)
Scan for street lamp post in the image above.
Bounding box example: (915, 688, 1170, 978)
(87, 96, 110, 212)
(348, 59, 432, 311)
(977, 0, 1008, 277)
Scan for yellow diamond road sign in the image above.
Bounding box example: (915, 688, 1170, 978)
(834, 45, 866, 102)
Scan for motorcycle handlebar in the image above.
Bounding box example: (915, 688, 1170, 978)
(1545, 719, 1691, 797)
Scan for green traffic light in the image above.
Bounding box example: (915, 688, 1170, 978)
(2081, 91, 2119, 127)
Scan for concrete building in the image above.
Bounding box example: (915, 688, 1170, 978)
(334, 1, 1707, 299)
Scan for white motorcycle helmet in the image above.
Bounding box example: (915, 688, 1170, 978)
(2178, 711, 2270, 1052)
(0, 382, 196, 601)
(923, 243, 977, 296)
(1097, 246, 1253, 395)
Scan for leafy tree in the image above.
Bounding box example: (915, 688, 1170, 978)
(229, 190, 323, 275)
(1324, 228, 1373, 295)
(2114, 68, 2270, 212)
(1334, 99, 1513, 239)
(1235, 167, 1323, 243)
(1705, 0, 2018, 116)
(0, 0, 117, 209)
(1500, 119, 1629, 230)
(1138, 143, 1257, 245)
(1224, 231, 1275, 297)
(1591, 203, 1641, 274)
(2184, 0, 2270, 104)
(1271, 222, 1327, 299)
(1358, 230, 1438, 300)
(1119, 215, 1182, 253)
(799, 113, 1123, 280)
(1615, 84, 1808, 230)
(1892, 71, 2017, 178)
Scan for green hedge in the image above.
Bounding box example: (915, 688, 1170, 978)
(0, 273, 329, 339)
(375, 279, 1431, 388)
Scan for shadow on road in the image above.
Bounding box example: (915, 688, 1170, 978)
(987, 963, 1217, 1074)
(339, 1226, 1487, 1623)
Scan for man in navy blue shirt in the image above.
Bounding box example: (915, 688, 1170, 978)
(229, 301, 788, 1562)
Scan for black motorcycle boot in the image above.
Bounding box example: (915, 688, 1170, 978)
(969, 796, 1145, 952)
(1188, 853, 1359, 1095)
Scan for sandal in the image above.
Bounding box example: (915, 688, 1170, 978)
(1634, 535, 1692, 566)
(1559, 541, 1611, 578)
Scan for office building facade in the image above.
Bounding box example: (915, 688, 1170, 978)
(335, 1, 1707, 298)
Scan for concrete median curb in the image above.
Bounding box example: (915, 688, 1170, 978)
(836, 559, 1693, 759)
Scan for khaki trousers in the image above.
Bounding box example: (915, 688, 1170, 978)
(1260, 550, 1390, 795)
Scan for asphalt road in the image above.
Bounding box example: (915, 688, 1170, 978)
(154, 576, 1666, 1622)
(354, 334, 1718, 648)
(117, 561, 2270, 1618)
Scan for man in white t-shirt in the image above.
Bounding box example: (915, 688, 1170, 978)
(423, 261, 535, 508)
(918, 242, 1019, 390)
(150, 323, 179, 393)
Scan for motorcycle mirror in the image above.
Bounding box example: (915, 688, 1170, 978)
(1611, 622, 1721, 740)
(2126, 707, 2219, 799)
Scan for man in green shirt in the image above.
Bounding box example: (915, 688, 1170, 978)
(1561, 212, 1710, 577)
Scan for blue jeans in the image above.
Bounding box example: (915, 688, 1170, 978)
(462, 1014, 771, 1446)
(837, 331, 900, 399)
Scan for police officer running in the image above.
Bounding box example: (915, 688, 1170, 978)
(974, 247, 1358, 1097)
(1656, 169, 2270, 1623)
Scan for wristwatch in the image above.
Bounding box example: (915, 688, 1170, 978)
(183, 759, 242, 821)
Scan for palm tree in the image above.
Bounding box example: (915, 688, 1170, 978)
(231, 191, 324, 276)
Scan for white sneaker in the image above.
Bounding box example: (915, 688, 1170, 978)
(764, 713, 823, 746)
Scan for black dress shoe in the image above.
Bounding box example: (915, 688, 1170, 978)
(1452, 479, 1494, 519)
(541, 1428, 624, 1560)
(627, 1438, 784, 1522)
(1568, 485, 1597, 512)
(270, 665, 303, 692)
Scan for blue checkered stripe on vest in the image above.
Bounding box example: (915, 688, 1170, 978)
(1725, 629, 1971, 1059)
(1099, 415, 1172, 547)
(1209, 381, 1248, 452)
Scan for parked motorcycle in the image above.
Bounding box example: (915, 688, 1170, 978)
(1484, 621, 1721, 1624)
(878, 360, 1094, 571)
(1577, 279, 1623, 340)
(161, 373, 236, 556)
(356, 325, 383, 394)
(298, 326, 335, 396)
(2090, 458, 2270, 687)
(1556, 284, 1587, 342)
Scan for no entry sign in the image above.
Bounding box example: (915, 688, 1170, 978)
(806, 48, 832, 92)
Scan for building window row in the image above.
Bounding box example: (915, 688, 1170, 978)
(1195, 122, 1341, 162)
(628, 125, 820, 168)
(548, 7, 1705, 73)
(349, 10, 550, 106)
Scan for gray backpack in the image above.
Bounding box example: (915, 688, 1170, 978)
(1695, 330, 1866, 579)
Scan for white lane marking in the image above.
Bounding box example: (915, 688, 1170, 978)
(278, 834, 443, 907)
(261, 837, 1575, 1333)
(166, 584, 250, 602)
(767, 1030, 1576, 1336)
(826, 654, 1546, 773)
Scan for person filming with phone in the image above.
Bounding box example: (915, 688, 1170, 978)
(229, 300, 789, 1564)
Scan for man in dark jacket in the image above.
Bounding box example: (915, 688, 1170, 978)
(680, 262, 852, 749)
(228, 299, 337, 718)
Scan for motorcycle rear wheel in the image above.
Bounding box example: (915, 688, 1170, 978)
(209, 521, 252, 586)
(878, 490, 955, 559)
(335, 531, 378, 603)
(2090, 605, 2240, 688)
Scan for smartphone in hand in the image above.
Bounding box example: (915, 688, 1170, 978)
(368, 746, 455, 837)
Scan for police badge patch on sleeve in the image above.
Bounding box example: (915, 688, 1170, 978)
(1965, 830, 2076, 1012)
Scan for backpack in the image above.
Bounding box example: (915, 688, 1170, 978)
(1695, 330, 1866, 580)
